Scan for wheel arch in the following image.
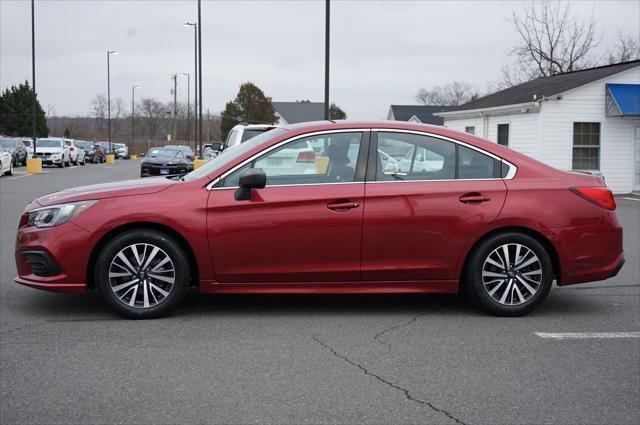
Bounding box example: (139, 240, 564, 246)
(459, 226, 560, 288)
(86, 222, 199, 289)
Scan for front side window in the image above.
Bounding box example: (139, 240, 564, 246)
(376, 132, 455, 181)
(497, 124, 509, 146)
(572, 122, 600, 170)
(223, 132, 362, 187)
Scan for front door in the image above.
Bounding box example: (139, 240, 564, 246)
(362, 131, 508, 281)
(207, 131, 368, 283)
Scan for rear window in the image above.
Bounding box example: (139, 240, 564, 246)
(241, 129, 268, 143)
(36, 139, 62, 148)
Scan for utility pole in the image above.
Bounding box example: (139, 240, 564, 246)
(183, 22, 198, 152)
(179, 73, 190, 144)
(324, 0, 330, 120)
(172, 74, 177, 142)
(197, 0, 203, 156)
(131, 85, 140, 147)
(107, 50, 118, 154)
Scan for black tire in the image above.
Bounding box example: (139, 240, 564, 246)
(464, 232, 553, 316)
(22, 157, 27, 166)
(95, 229, 190, 319)
(58, 161, 64, 168)
(6, 161, 13, 176)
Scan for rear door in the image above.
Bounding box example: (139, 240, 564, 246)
(362, 131, 507, 281)
(207, 130, 370, 283)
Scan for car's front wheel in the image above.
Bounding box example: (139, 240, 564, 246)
(465, 233, 553, 316)
(95, 229, 190, 319)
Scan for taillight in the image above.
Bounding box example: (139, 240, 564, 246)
(570, 187, 616, 210)
(296, 151, 316, 163)
(70, 147, 75, 151)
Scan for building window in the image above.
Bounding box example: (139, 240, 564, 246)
(497, 124, 509, 146)
(465, 126, 475, 135)
(572, 122, 600, 170)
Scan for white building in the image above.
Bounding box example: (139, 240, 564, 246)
(273, 101, 324, 126)
(435, 60, 640, 194)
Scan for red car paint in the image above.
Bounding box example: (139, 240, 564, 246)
(15, 121, 623, 296)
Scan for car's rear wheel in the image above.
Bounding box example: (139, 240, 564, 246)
(95, 230, 190, 319)
(5, 161, 13, 176)
(464, 233, 553, 316)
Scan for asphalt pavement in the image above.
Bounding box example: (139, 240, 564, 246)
(1, 160, 638, 425)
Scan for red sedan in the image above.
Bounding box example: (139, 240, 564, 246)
(15, 121, 624, 318)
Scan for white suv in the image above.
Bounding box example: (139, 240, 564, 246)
(224, 124, 278, 150)
(64, 139, 86, 165)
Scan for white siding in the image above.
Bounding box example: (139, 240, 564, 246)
(442, 65, 640, 193)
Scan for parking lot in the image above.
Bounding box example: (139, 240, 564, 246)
(0, 160, 638, 424)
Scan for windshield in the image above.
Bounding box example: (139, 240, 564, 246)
(0, 140, 17, 148)
(147, 148, 179, 157)
(183, 128, 288, 182)
(23, 140, 32, 147)
(76, 141, 92, 149)
(36, 139, 62, 148)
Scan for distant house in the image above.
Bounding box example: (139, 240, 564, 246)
(273, 101, 325, 125)
(435, 60, 640, 194)
(386, 105, 449, 125)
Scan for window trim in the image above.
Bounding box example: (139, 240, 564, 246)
(207, 128, 517, 190)
(571, 121, 601, 171)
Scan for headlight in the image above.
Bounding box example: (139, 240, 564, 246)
(27, 200, 98, 228)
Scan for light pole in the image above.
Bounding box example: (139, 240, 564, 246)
(179, 73, 190, 145)
(324, 0, 330, 120)
(31, 0, 37, 158)
(131, 85, 140, 147)
(182, 22, 197, 151)
(107, 50, 118, 155)
(197, 0, 203, 157)
(171, 74, 178, 142)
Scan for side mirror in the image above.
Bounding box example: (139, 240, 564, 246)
(234, 168, 266, 201)
(210, 142, 223, 151)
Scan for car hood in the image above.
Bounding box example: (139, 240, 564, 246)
(33, 177, 176, 207)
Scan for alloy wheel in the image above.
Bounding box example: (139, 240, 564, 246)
(108, 243, 176, 309)
(481, 243, 543, 306)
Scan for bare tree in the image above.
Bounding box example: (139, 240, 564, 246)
(505, 0, 600, 83)
(415, 81, 479, 106)
(138, 97, 166, 138)
(607, 30, 640, 64)
(111, 97, 125, 138)
(90, 94, 107, 137)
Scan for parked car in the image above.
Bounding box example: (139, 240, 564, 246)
(14, 121, 624, 319)
(63, 139, 86, 165)
(33, 138, 70, 167)
(164, 144, 196, 160)
(0, 146, 13, 176)
(0, 138, 29, 166)
(140, 147, 194, 177)
(223, 124, 278, 151)
(76, 141, 104, 163)
(95, 141, 115, 156)
(114, 143, 130, 159)
(22, 138, 34, 157)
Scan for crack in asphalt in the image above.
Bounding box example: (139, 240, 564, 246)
(313, 335, 468, 425)
(373, 313, 426, 352)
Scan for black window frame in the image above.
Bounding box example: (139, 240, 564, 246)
(572, 122, 600, 171)
(368, 131, 505, 182)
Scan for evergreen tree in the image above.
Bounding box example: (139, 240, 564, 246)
(221, 82, 277, 140)
(329, 103, 347, 120)
(0, 81, 49, 137)
(64, 128, 72, 138)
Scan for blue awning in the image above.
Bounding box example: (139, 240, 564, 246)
(606, 84, 640, 117)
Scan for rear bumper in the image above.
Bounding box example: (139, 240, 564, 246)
(555, 211, 625, 286)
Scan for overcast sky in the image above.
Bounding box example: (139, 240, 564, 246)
(1, 0, 639, 120)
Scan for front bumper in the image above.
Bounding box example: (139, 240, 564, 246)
(15, 220, 91, 294)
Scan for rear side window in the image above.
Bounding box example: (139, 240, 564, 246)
(241, 129, 267, 143)
(374, 132, 504, 181)
(458, 145, 494, 179)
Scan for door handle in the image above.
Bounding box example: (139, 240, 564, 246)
(327, 201, 360, 211)
(459, 193, 491, 203)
